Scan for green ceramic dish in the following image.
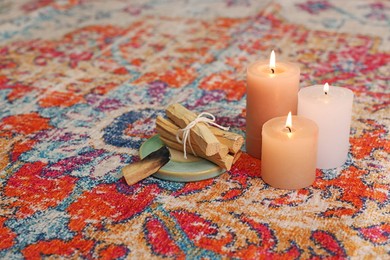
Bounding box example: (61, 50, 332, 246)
(139, 135, 226, 182)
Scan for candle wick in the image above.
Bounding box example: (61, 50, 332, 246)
(271, 68, 275, 74)
(325, 91, 328, 95)
(286, 126, 292, 133)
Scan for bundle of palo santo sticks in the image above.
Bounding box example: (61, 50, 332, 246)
(156, 103, 244, 170)
(122, 103, 244, 186)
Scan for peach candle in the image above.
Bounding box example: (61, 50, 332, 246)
(261, 112, 318, 189)
(298, 83, 354, 169)
(246, 51, 300, 159)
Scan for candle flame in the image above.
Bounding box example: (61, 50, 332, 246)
(269, 50, 276, 73)
(324, 82, 329, 95)
(285, 111, 292, 132)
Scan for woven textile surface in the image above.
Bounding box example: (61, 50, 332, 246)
(0, 0, 389, 259)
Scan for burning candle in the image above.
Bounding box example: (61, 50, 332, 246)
(261, 112, 318, 189)
(246, 50, 300, 159)
(298, 83, 354, 169)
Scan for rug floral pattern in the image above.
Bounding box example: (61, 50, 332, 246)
(0, 0, 389, 259)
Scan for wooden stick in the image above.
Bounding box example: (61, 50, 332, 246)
(157, 127, 230, 165)
(159, 135, 234, 170)
(122, 146, 170, 185)
(209, 127, 244, 154)
(233, 150, 242, 164)
(156, 116, 229, 158)
(166, 103, 221, 156)
(166, 103, 244, 154)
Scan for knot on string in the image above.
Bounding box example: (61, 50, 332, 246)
(176, 112, 230, 159)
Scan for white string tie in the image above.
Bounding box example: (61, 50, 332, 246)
(176, 112, 230, 159)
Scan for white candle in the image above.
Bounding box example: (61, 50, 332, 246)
(298, 83, 354, 169)
(261, 112, 318, 190)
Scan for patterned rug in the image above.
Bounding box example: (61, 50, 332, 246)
(0, 0, 389, 259)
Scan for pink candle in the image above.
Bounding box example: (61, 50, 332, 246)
(261, 112, 319, 189)
(246, 51, 300, 159)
